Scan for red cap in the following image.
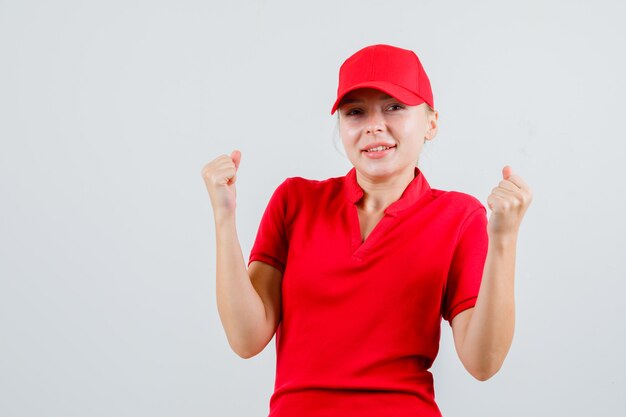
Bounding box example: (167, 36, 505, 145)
(330, 44, 434, 115)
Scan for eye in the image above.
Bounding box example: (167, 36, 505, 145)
(387, 104, 404, 111)
(345, 108, 362, 116)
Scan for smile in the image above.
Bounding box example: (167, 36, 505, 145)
(362, 145, 396, 158)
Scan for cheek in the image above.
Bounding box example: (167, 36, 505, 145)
(339, 125, 360, 143)
(397, 120, 426, 141)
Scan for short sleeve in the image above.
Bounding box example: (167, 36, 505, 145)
(247, 178, 290, 275)
(442, 206, 489, 325)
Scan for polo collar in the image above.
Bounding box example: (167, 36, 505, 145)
(343, 166, 432, 216)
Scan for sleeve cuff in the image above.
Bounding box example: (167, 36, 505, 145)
(445, 296, 477, 326)
(247, 254, 286, 275)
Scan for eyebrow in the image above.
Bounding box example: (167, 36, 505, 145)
(340, 93, 394, 105)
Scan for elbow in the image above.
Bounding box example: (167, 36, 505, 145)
(224, 320, 276, 360)
(233, 341, 264, 359)
(469, 361, 503, 382)
(227, 338, 261, 360)
(237, 350, 256, 360)
(462, 351, 504, 381)
(232, 332, 274, 359)
(234, 345, 260, 360)
(472, 369, 495, 381)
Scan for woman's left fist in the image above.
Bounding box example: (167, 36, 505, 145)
(486, 166, 533, 238)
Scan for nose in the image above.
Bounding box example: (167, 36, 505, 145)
(365, 111, 385, 135)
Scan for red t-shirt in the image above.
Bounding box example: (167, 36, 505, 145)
(248, 166, 489, 417)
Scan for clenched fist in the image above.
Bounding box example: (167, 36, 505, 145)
(201, 150, 242, 218)
(486, 165, 533, 238)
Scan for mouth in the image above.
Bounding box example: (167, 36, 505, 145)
(362, 145, 397, 153)
(362, 145, 396, 158)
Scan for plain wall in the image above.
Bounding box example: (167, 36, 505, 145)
(1, 1, 625, 416)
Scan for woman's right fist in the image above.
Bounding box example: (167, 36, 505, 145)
(201, 149, 241, 216)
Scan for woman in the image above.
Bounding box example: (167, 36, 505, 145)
(202, 44, 533, 417)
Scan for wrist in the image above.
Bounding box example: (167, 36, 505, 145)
(214, 210, 236, 226)
(488, 232, 518, 249)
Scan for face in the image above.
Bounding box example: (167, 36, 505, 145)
(337, 87, 438, 179)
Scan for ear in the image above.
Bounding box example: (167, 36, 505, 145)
(425, 127, 438, 140)
(427, 111, 439, 139)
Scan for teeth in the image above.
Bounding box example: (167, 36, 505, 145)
(367, 145, 391, 152)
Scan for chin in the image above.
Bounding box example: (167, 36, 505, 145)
(358, 160, 415, 176)
(357, 164, 396, 177)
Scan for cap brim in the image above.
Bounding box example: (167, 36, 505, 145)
(330, 81, 426, 115)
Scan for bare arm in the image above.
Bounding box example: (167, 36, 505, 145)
(451, 235, 517, 381)
(203, 150, 281, 359)
(451, 166, 532, 380)
(214, 212, 277, 359)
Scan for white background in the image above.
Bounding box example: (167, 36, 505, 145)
(1, 1, 625, 416)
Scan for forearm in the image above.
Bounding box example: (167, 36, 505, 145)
(214, 212, 268, 359)
(461, 233, 517, 379)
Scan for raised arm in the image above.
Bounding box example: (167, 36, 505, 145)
(202, 150, 279, 359)
(451, 166, 533, 381)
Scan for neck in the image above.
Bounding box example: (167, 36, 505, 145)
(355, 167, 416, 212)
